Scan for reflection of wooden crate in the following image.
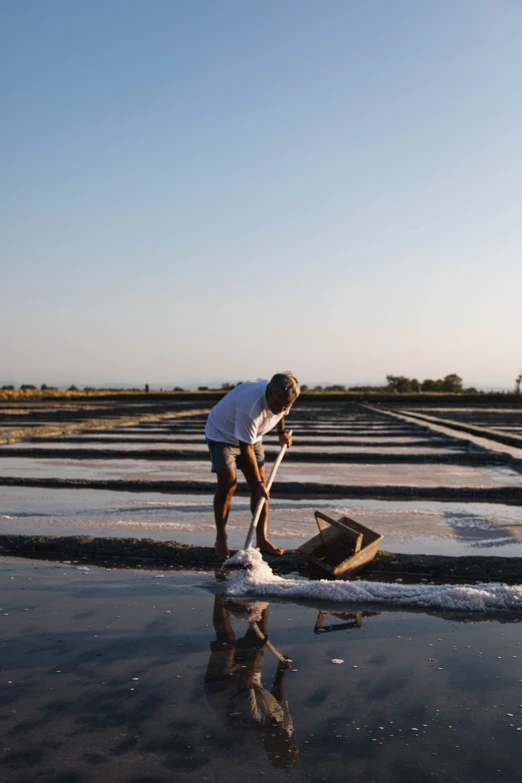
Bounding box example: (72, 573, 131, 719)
(298, 510, 384, 578)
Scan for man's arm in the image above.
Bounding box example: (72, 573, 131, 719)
(277, 417, 292, 448)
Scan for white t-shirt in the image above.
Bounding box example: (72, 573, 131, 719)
(205, 380, 289, 445)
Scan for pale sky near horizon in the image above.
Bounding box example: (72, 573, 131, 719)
(2, 0, 521, 390)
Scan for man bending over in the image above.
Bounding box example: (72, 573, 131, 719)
(205, 372, 300, 559)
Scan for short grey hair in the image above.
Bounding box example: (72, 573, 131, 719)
(267, 372, 300, 403)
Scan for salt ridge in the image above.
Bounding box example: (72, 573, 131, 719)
(223, 548, 522, 613)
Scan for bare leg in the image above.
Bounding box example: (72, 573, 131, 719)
(246, 466, 284, 556)
(214, 467, 237, 558)
(271, 658, 292, 700)
(212, 596, 236, 642)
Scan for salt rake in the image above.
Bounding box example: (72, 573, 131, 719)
(243, 430, 293, 550)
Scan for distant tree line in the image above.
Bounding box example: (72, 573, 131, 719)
(4, 370, 522, 394)
(1, 384, 60, 391)
(301, 375, 466, 393)
(300, 374, 474, 394)
(385, 373, 465, 393)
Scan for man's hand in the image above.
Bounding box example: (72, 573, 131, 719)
(278, 430, 292, 448)
(255, 481, 270, 501)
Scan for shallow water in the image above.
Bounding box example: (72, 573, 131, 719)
(1, 557, 522, 783)
(2, 401, 522, 565)
(2, 487, 522, 556)
(1, 456, 520, 487)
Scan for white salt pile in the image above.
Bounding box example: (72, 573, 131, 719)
(223, 548, 522, 613)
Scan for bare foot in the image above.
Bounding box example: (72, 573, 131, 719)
(215, 536, 229, 559)
(257, 539, 284, 556)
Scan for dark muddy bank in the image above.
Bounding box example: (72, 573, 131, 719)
(0, 409, 208, 446)
(371, 405, 522, 449)
(1, 475, 522, 504)
(2, 533, 522, 582)
(26, 435, 458, 447)
(0, 446, 504, 465)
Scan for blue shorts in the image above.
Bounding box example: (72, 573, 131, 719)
(206, 438, 265, 473)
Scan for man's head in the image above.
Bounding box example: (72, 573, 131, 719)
(266, 372, 300, 414)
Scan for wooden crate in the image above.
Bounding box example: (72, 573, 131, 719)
(297, 510, 384, 578)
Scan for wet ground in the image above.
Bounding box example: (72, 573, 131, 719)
(2, 486, 522, 557)
(0, 456, 519, 488)
(1, 396, 522, 782)
(399, 406, 522, 432)
(1, 557, 522, 783)
(383, 403, 522, 452)
(1, 397, 522, 558)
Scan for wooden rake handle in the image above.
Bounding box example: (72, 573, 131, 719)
(244, 430, 293, 549)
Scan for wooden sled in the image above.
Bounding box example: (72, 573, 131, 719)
(297, 510, 384, 578)
(313, 609, 381, 634)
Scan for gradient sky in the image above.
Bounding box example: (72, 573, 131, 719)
(2, 0, 521, 389)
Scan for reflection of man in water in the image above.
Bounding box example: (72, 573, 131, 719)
(204, 596, 299, 768)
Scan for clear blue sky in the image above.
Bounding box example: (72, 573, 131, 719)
(2, 0, 521, 389)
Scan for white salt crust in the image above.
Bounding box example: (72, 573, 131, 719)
(223, 548, 522, 613)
